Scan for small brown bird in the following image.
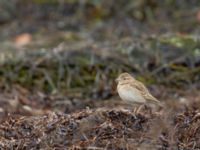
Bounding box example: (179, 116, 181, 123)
(116, 72, 161, 113)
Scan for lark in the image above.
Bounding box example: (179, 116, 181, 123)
(116, 72, 162, 113)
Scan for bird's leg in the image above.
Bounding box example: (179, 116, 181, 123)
(133, 106, 137, 114)
(135, 104, 144, 114)
(132, 107, 138, 119)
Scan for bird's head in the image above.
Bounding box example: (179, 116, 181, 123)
(115, 72, 134, 84)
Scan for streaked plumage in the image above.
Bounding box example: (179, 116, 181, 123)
(116, 73, 161, 110)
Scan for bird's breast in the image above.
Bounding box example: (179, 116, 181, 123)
(117, 84, 146, 104)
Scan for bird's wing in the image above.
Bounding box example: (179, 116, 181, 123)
(131, 80, 149, 95)
(131, 80, 160, 104)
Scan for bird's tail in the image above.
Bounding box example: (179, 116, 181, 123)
(147, 94, 163, 108)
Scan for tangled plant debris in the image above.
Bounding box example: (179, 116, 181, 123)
(0, 107, 200, 149)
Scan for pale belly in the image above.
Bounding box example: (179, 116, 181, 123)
(117, 86, 146, 104)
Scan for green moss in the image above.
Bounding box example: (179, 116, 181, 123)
(160, 35, 198, 48)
